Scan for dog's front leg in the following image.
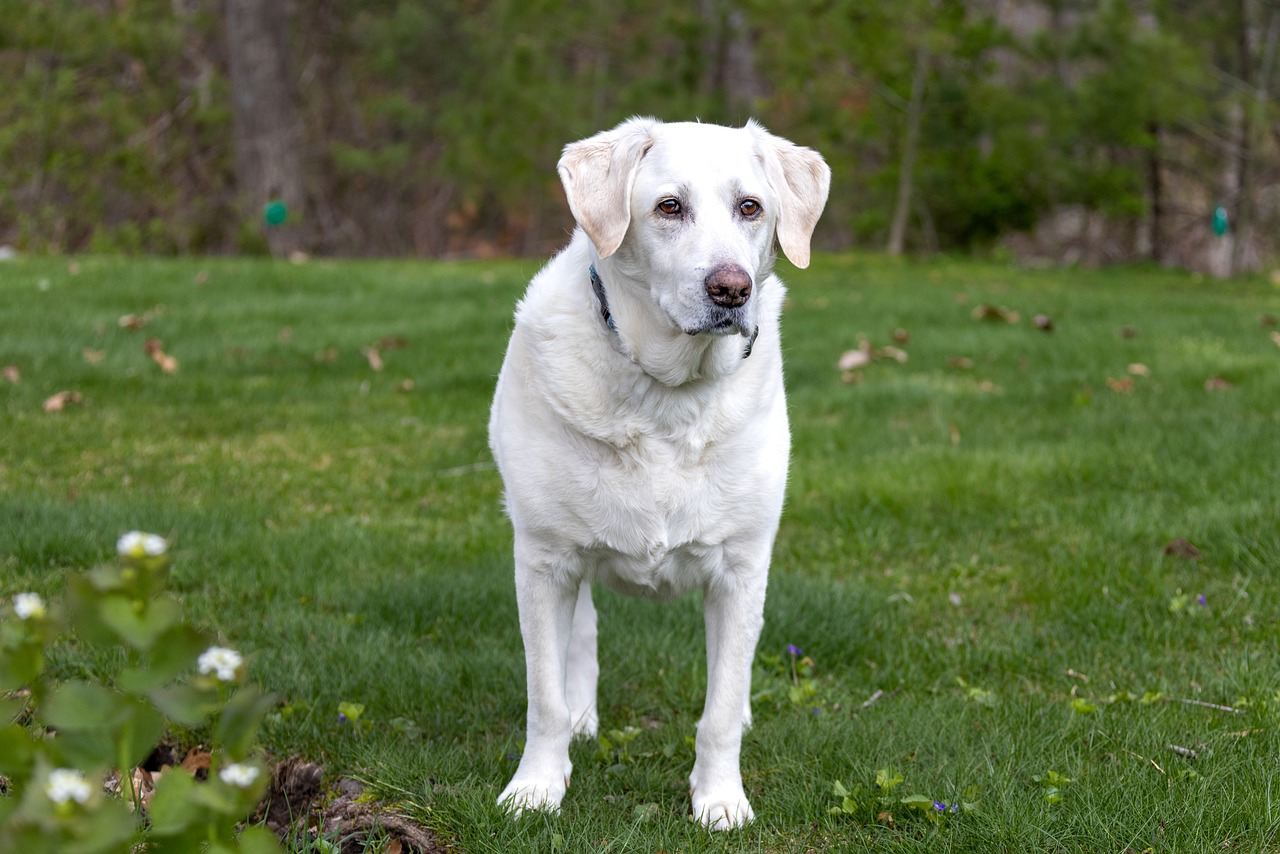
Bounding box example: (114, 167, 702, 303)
(498, 558, 579, 817)
(690, 573, 766, 830)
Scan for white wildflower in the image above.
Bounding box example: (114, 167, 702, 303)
(218, 763, 261, 788)
(13, 592, 46, 620)
(118, 530, 167, 558)
(197, 646, 244, 682)
(45, 768, 92, 805)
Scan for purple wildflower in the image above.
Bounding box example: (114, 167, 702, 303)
(1198, 594, 1206, 606)
(787, 644, 803, 657)
(934, 801, 947, 811)
(338, 712, 347, 724)
(951, 803, 960, 813)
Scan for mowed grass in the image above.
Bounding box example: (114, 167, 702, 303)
(2, 253, 1279, 852)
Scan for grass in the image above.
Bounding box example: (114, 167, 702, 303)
(2, 252, 1279, 852)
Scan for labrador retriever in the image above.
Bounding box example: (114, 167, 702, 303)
(488, 117, 830, 830)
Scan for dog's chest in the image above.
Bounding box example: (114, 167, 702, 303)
(579, 433, 755, 598)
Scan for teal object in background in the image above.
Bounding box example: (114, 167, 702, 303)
(264, 200, 288, 226)
(1212, 205, 1228, 237)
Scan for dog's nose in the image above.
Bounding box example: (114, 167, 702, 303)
(704, 264, 752, 308)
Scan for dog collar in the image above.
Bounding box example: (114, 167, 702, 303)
(589, 264, 758, 359)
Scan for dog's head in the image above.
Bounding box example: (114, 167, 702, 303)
(558, 118, 830, 339)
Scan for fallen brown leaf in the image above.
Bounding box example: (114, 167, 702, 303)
(1106, 377, 1134, 393)
(379, 335, 408, 350)
(1204, 376, 1233, 391)
(972, 304, 1020, 324)
(1127, 363, 1150, 377)
(2, 364, 18, 384)
(837, 348, 871, 371)
(144, 338, 179, 373)
(362, 347, 385, 372)
(1119, 326, 1138, 339)
(1260, 314, 1277, 327)
(83, 349, 106, 365)
(43, 391, 84, 412)
(891, 328, 910, 344)
(1163, 538, 1202, 560)
(947, 356, 974, 370)
(119, 314, 147, 330)
(182, 749, 212, 777)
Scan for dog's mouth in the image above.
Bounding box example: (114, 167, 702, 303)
(683, 307, 753, 338)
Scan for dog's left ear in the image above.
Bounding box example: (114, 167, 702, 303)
(558, 117, 660, 259)
(749, 121, 831, 269)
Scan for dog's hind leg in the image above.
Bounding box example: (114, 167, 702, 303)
(565, 582, 600, 738)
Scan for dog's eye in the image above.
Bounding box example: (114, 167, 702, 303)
(739, 199, 762, 218)
(656, 198, 682, 216)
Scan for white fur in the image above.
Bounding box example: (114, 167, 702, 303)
(489, 117, 830, 830)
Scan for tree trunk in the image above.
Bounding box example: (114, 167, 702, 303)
(1147, 121, 1165, 265)
(699, 0, 759, 121)
(224, 0, 305, 257)
(888, 46, 928, 257)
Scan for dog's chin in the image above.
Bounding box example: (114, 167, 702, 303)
(681, 310, 753, 338)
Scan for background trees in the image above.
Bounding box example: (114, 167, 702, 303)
(0, 0, 1276, 272)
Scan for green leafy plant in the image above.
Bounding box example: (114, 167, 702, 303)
(830, 768, 976, 826)
(0, 532, 279, 853)
(1034, 770, 1075, 804)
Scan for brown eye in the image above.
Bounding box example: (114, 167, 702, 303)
(657, 198, 682, 216)
(739, 199, 762, 218)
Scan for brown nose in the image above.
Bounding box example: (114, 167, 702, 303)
(704, 264, 752, 308)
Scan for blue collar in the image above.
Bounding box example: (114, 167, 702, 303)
(589, 264, 758, 359)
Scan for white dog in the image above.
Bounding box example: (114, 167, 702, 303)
(488, 117, 829, 830)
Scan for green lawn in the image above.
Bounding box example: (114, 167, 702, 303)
(2, 254, 1278, 852)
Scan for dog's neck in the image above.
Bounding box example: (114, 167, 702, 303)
(589, 262, 757, 388)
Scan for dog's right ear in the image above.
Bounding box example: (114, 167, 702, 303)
(557, 117, 659, 259)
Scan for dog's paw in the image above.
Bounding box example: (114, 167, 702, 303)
(497, 768, 570, 818)
(691, 788, 754, 831)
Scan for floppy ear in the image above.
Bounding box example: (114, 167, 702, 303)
(557, 116, 659, 258)
(749, 120, 831, 269)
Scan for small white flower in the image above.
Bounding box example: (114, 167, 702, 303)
(218, 763, 261, 788)
(13, 592, 46, 620)
(117, 531, 145, 557)
(45, 768, 92, 805)
(118, 531, 167, 558)
(197, 646, 244, 682)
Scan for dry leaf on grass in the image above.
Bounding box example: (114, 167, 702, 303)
(1163, 538, 1202, 560)
(1260, 314, 1277, 327)
(1106, 377, 1134, 393)
(1204, 376, 1233, 391)
(1270, 330, 1280, 349)
(83, 349, 106, 365)
(144, 338, 179, 373)
(1127, 363, 1150, 376)
(948, 356, 975, 370)
(2, 364, 18, 384)
(971, 304, 1021, 324)
(119, 305, 164, 330)
(362, 347, 385, 371)
(43, 391, 84, 412)
(1119, 326, 1138, 339)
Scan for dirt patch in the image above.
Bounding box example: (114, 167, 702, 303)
(252, 756, 450, 854)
